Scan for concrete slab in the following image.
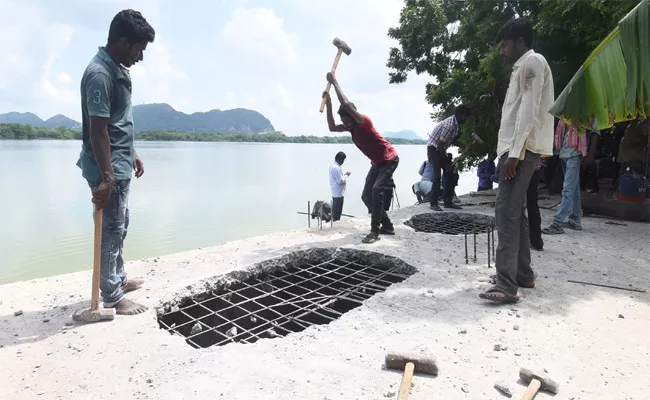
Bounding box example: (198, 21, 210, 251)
(1, 203, 648, 399)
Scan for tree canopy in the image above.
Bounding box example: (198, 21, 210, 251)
(387, 0, 639, 169)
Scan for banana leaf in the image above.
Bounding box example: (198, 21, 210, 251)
(549, 0, 649, 131)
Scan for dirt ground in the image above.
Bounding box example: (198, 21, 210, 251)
(1, 197, 649, 400)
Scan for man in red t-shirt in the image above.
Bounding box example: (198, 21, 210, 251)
(322, 72, 399, 244)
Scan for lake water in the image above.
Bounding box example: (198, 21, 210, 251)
(0, 140, 479, 284)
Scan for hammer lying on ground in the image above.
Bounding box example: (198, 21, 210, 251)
(319, 37, 352, 113)
(385, 352, 438, 399)
(519, 367, 559, 399)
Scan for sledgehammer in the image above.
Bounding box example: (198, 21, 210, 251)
(519, 367, 559, 399)
(385, 352, 438, 399)
(72, 207, 115, 323)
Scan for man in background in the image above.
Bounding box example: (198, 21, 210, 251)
(477, 152, 497, 191)
(76, 10, 155, 315)
(542, 120, 599, 234)
(323, 73, 399, 244)
(479, 18, 554, 304)
(442, 153, 460, 202)
(528, 158, 544, 250)
(413, 159, 434, 203)
(427, 105, 471, 210)
(329, 151, 350, 221)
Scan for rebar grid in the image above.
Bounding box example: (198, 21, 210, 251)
(406, 214, 495, 235)
(158, 256, 413, 348)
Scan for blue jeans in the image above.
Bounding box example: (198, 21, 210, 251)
(553, 156, 582, 226)
(87, 179, 131, 306)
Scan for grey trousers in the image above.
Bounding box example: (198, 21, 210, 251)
(494, 151, 540, 295)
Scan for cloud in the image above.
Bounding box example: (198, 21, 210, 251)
(130, 39, 189, 109)
(0, 0, 437, 137)
(218, 8, 297, 68)
(0, 1, 77, 118)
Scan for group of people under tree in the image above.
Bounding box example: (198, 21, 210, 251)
(82, 8, 647, 317)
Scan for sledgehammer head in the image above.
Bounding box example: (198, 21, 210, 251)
(519, 367, 559, 394)
(72, 307, 115, 323)
(385, 352, 438, 376)
(332, 37, 352, 55)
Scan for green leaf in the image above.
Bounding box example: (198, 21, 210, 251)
(550, 0, 649, 130)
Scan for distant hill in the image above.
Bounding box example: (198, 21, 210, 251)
(0, 112, 45, 127)
(132, 103, 275, 134)
(44, 114, 82, 129)
(0, 104, 275, 135)
(383, 130, 424, 140)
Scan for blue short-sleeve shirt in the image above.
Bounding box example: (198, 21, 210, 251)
(77, 47, 135, 181)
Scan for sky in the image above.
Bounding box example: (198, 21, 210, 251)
(0, 0, 437, 137)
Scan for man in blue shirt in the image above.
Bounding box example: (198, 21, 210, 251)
(329, 151, 350, 221)
(477, 152, 497, 191)
(77, 10, 155, 315)
(412, 160, 434, 203)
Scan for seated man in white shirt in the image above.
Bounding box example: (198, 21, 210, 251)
(329, 151, 351, 221)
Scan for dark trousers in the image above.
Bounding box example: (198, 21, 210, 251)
(362, 156, 399, 233)
(332, 197, 344, 221)
(494, 151, 540, 295)
(427, 145, 453, 204)
(526, 170, 542, 247)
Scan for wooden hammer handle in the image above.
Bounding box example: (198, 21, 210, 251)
(319, 48, 344, 113)
(520, 378, 542, 400)
(397, 362, 415, 400)
(91, 207, 103, 311)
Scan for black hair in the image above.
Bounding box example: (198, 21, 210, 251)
(455, 104, 471, 117)
(108, 9, 155, 45)
(337, 102, 357, 119)
(335, 151, 346, 163)
(496, 18, 533, 48)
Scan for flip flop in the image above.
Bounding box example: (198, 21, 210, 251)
(479, 286, 520, 304)
(362, 233, 381, 244)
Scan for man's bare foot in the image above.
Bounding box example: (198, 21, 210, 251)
(122, 279, 144, 294)
(113, 298, 148, 315)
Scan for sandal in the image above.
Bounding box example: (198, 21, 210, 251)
(362, 232, 381, 244)
(479, 286, 519, 304)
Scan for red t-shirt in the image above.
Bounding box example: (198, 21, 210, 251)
(351, 115, 398, 166)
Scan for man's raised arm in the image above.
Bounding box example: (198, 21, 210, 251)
(323, 91, 346, 132)
(327, 72, 364, 124)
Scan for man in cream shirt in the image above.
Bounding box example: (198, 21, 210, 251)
(479, 18, 554, 304)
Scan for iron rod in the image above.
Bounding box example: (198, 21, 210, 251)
(487, 227, 491, 268)
(473, 224, 477, 262)
(464, 230, 468, 264)
(168, 258, 398, 332)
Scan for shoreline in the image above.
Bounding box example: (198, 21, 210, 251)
(1, 197, 649, 399)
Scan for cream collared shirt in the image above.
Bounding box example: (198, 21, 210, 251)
(497, 49, 555, 159)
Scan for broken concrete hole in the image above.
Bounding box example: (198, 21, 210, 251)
(405, 212, 495, 235)
(156, 248, 416, 349)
